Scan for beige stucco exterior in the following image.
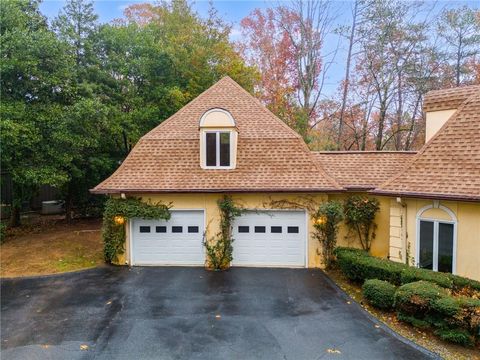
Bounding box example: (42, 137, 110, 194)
(116, 192, 392, 268)
(329, 194, 391, 258)
(388, 198, 480, 281)
(116, 192, 479, 281)
(425, 109, 456, 142)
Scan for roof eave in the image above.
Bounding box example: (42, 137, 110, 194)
(371, 190, 480, 203)
(90, 187, 345, 195)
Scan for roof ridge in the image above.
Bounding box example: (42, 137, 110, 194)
(221, 77, 343, 190)
(141, 76, 233, 139)
(376, 91, 478, 192)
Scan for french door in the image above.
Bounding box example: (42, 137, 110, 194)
(418, 220, 455, 273)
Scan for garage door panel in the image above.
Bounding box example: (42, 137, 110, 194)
(132, 210, 205, 266)
(232, 211, 306, 267)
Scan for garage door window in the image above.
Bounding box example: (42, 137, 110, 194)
(238, 226, 249, 233)
(288, 226, 299, 233)
(271, 226, 282, 233)
(172, 226, 183, 233)
(188, 226, 199, 233)
(254, 226, 266, 233)
(156, 226, 167, 233)
(139, 226, 151, 233)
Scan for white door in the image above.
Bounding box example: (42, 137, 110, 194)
(131, 210, 205, 266)
(232, 210, 306, 267)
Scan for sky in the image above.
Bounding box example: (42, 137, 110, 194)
(39, 0, 479, 97)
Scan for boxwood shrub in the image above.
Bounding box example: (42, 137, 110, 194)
(394, 281, 447, 316)
(432, 296, 480, 334)
(335, 247, 480, 293)
(334, 247, 407, 285)
(434, 328, 474, 347)
(362, 279, 396, 310)
(400, 267, 453, 289)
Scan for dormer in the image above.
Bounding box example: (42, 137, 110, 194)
(199, 108, 238, 169)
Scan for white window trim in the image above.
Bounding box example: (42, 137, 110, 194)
(415, 204, 457, 274)
(199, 108, 235, 127)
(203, 130, 234, 169)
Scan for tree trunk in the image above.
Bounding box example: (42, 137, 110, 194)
(9, 204, 21, 228)
(338, 0, 358, 149)
(65, 191, 74, 223)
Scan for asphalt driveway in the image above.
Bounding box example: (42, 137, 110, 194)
(1, 267, 436, 360)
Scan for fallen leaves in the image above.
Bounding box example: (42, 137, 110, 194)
(326, 348, 341, 354)
(80, 344, 89, 351)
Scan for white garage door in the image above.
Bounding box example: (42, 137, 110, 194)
(232, 210, 306, 267)
(131, 210, 205, 266)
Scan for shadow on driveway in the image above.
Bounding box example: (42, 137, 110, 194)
(1, 267, 437, 359)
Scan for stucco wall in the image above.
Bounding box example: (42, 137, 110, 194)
(125, 192, 328, 268)
(389, 198, 480, 281)
(114, 192, 392, 268)
(329, 194, 391, 258)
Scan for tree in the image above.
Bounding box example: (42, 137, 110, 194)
(240, 0, 334, 141)
(53, 0, 98, 68)
(437, 6, 480, 86)
(0, 0, 74, 226)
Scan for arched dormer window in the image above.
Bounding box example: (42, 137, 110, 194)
(199, 109, 237, 169)
(416, 201, 457, 274)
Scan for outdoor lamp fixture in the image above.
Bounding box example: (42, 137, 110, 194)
(315, 216, 327, 225)
(114, 215, 125, 225)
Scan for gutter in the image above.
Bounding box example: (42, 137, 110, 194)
(371, 190, 480, 203)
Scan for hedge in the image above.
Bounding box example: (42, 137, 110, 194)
(393, 281, 480, 346)
(400, 267, 480, 292)
(333, 248, 480, 347)
(334, 247, 407, 285)
(335, 247, 480, 292)
(362, 279, 396, 310)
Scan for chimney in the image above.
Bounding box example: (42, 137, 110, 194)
(424, 108, 457, 142)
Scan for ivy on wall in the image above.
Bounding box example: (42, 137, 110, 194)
(203, 195, 243, 271)
(102, 197, 171, 263)
(312, 201, 344, 269)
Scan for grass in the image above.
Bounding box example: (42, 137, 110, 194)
(326, 268, 480, 360)
(1, 218, 104, 277)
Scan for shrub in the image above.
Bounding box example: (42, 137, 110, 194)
(362, 279, 396, 309)
(449, 274, 480, 292)
(397, 312, 431, 329)
(313, 201, 343, 269)
(432, 296, 480, 333)
(343, 195, 380, 251)
(394, 281, 447, 316)
(434, 328, 474, 347)
(334, 247, 407, 285)
(401, 267, 453, 289)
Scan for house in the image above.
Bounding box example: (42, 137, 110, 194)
(92, 77, 480, 281)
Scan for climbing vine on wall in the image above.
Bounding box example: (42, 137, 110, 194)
(204, 195, 243, 270)
(312, 201, 344, 269)
(102, 197, 171, 263)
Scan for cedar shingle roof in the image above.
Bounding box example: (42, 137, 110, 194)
(375, 88, 480, 201)
(423, 85, 480, 112)
(313, 152, 417, 190)
(92, 77, 341, 193)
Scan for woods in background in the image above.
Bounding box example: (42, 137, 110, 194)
(1, 0, 479, 225)
(239, 0, 480, 150)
